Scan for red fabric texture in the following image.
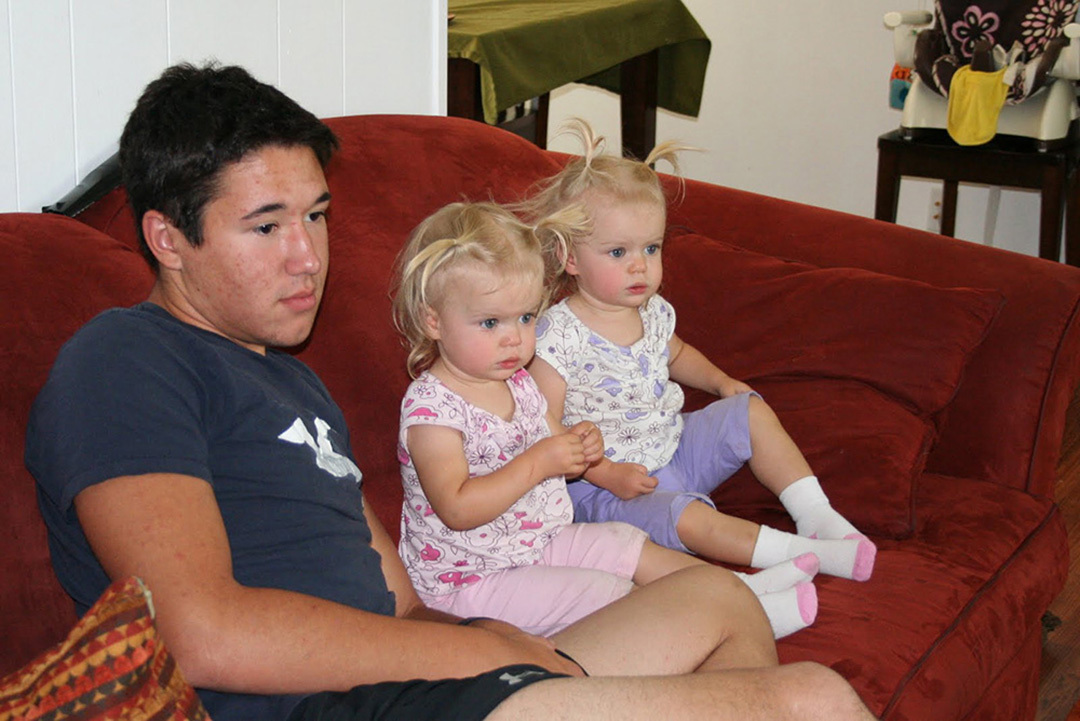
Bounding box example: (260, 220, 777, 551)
(4, 114, 1075, 720)
(664, 233, 1004, 415)
(668, 180, 1080, 497)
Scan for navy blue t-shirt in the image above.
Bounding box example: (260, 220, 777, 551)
(26, 303, 396, 720)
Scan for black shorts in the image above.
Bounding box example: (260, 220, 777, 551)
(287, 665, 566, 721)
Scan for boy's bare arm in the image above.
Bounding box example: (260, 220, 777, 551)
(74, 473, 580, 695)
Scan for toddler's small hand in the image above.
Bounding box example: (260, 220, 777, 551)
(533, 433, 589, 480)
(567, 421, 604, 464)
(603, 462, 658, 500)
(719, 377, 754, 397)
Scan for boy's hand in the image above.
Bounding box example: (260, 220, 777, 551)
(587, 460, 658, 500)
(566, 421, 604, 465)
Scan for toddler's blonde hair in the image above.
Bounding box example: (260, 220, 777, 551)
(392, 200, 587, 378)
(516, 119, 694, 298)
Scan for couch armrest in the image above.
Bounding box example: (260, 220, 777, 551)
(668, 178, 1080, 497)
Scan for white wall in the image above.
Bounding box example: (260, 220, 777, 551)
(0, 0, 447, 213)
(547, 1, 1047, 260)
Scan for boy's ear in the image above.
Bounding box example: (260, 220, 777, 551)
(422, 305, 441, 340)
(142, 210, 186, 271)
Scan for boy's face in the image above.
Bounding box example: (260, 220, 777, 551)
(161, 144, 331, 354)
(567, 196, 666, 311)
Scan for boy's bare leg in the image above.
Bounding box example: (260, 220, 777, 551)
(550, 565, 776, 676)
(487, 661, 878, 721)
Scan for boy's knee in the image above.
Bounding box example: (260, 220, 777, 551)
(778, 662, 875, 720)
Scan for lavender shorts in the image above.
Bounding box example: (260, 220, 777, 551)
(569, 392, 756, 552)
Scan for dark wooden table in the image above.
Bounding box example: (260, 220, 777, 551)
(446, 0, 709, 161)
(875, 128, 1080, 265)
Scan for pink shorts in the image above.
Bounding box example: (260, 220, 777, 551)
(422, 521, 648, 636)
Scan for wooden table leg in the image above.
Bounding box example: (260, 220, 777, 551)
(448, 58, 483, 120)
(1039, 162, 1066, 262)
(1067, 161, 1080, 267)
(874, 142, 901, 223)
(620, 49, 658, 161)
(940, 179, 959, 237)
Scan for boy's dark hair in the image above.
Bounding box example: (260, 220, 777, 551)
(119, 62, 339, 268)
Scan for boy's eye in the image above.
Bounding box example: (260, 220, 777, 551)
(254, 223, 276, 236)
(520, 313, 535, 324)
(645, 244, 661, 255)
(609, 248, 625, 259)
(307, 210, 327, 223)
(481, 319, 498, 330)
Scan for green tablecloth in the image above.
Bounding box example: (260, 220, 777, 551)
(448, 0, 711, 125)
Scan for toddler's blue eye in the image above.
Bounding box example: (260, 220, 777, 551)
(520, 313, 535, 324)
(645, 244, 661, 255)
(609, 248, 625, 258)
(481, 319, 498, 329)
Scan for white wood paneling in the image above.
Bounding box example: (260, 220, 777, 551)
(10, 0, 75, 211)
(280, 0, 345, 119)
(342, 3, 441, 117)
(72, 1, 166, 193)
(0, 0, 17, 210)
(168, 0, 278, 82)
(0, 1, 445, 213)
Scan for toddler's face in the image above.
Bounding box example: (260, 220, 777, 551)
(568, 197, 666, 310)
(426, 266, 544, 383)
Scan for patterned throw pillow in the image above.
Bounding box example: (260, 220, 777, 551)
(0, 577, 209, 720)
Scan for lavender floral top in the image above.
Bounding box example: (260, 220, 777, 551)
(397, 369, 573, 598)
(535, 296, 684, 474)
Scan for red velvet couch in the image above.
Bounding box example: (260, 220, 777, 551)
(3, 114, 1078, 720)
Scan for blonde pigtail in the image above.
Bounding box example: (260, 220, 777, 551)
(532, 202, 592, 303)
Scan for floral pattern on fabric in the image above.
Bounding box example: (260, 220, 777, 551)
(535, 296, 684, 474)
(1022, 0, 1080, 54)
(950, 5, 1001, 57)
(915, 0, 1078, 102)
(397, 370, 573, 597)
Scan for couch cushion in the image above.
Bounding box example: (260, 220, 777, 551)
(0, 576, 208, 720)
(666, 234, 1003, 538)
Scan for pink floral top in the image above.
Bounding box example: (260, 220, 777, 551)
(397, 369, 573, 598)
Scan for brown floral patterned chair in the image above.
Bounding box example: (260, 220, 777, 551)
(885, 0, 1080, 145)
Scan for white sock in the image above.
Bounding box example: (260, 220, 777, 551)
(756, 582, 818, 639)
(779, 475, 863, 540)
(751, 525, 876, 582)
(733, 552, 819, 594)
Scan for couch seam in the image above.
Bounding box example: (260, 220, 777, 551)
(879, 503, 1061, 719)
(1026, 290, 1080, 495)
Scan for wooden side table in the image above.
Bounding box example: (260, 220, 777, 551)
(448, 50, 658, 158)
(875, 129, 1080, 265)
(446, 0, 709, 161)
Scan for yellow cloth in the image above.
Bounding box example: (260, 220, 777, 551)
(448, 0, 710, 124)
(946, 65, 1010, 145)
